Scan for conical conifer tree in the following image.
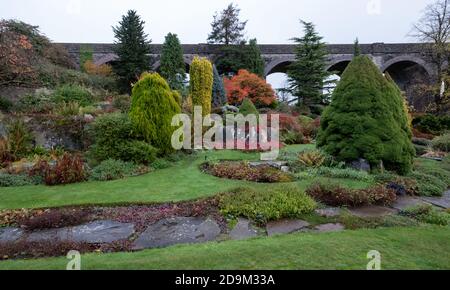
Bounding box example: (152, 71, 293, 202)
(317, 55, 415, 175)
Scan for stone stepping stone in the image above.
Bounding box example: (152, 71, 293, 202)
(266, 219, 310, 236)
(349, 206, 397, 218)
(132, 217, 221, 250)
(229, 218, 258, 240)
(421, 190, 450, 209)
(314, 223, 345, 233)
(0, 227, 24, 243)
(315, 207, 341, 218)
(27, 220, 135, 244)
(391, 196, 431, 211)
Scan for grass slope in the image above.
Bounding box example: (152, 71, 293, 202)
(0, 145, 371, 210)
(1, 226, 449, 270)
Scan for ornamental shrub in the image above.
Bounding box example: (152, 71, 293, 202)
(239, 98, 258, 116)
(432, 133, 450, 152)
(52, 84, 93, 106)
(129, 73, 181, 155)
(190, 57, 213, 115)
(212, 64, 226, 108)
(317, 56, 415, 175)
(90, 159, 145, 181)
(0, 173, 36, 187)
(219, 186, 317, 224)
(224, 69, 276, 107)
(88, 112, 158, 164)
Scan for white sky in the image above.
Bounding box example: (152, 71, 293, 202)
(0, 0, 434, 44)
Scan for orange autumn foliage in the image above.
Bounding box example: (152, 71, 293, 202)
(83, 60, 113, 76)
(224, 69, 276, 106)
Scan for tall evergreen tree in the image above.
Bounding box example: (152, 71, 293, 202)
(287, 21, 332, 107)
(112, 10, 152, 93)
(160, 33, 186, 91)
(354, 38, 361, 56)
(207, 3, 247, 45)
(246, 39, 265, 77)
(317, 56, 415, 175)
(212, 64, 226, 108)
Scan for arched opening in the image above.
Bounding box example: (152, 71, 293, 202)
(265, 61, 294, 103)
(383, 60, 431, 111)
(325, 60, 351, 97)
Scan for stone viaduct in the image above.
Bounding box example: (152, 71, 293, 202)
(61, 42, 434, 93)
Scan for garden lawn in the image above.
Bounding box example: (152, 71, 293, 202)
(0, 145, 371, 210)
(0, 226, 449, 270)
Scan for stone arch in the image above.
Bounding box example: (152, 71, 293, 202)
(264, 57, 295, 76)
(326, 56, 354, 76)
(381, 55, 434, 78)
(94, 53, 119, 66)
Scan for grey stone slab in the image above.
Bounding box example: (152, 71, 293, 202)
(229, 218, 258, 240)
(0, 227, 24, 243)
(314, 223, 345, 233)
(266, 219, 310, 236)
(391, 196, 431, 211)
(349, 206, 397, 218)
(27, 220, 135, 244)
(421, 190, 450, 209)
(132, 217, 221, 250)
(315, 207, 341, 218)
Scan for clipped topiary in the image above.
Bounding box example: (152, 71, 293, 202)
(190, 57, 213, 115)
(317, 56, 415, 175)
(129, 73, 181, 155)
(239, 98, 259, 116)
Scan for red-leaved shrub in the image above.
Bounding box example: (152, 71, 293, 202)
(306, 182, 397, 207)
(30, 153, 86, 186)
(224, 69, 277, 106)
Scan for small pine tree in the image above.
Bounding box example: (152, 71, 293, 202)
(112, 10, 152, 93)
(246, 39, 265, 77)
(287, 21, 332, 108)
(129, 73, 181, 155)
(354, 38, 361, 56)
(239, 98, 259, 116)
(317, 56, 415, 175)
(190, 57, 213, 116)
(160, 33, 186, 91)
(212, 64, 226, 108)
(207, 3, 247, 45)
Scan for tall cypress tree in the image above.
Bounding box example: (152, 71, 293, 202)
(160, 33, 186, 91)
(112, 10, 152, 93)
(287, 21, 332, 107)
(212, 64, 226, 107)
(246, 39, 265, 77)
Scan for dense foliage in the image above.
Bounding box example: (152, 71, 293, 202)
(224, 69, 276, 107)
(129, 73, 181, 155)
(239, 98, 259, 116)
(219, 186, 317, 224)
(214, 42, 264, 76)
(306, 182, 397, 207)
(246, 39, 265, 77)
(51, 84, 93, 106)
(112, 10, 151, 92)
(317, 56, 415, 175)
(432, 133, 450, 152)
(207, 3, 247, 45)
(189, 57, 213, 115)
(30, 153, 86, 186)
(159, 33, 186, 91)
(88, 113, 158, 164)
(90, 159, 146, 181)
(212, 65, 226, 108)
(287, 21, 332, 107)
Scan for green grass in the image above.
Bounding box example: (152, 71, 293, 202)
(0, 145, 371, 210)
(1, 226, 449, 270)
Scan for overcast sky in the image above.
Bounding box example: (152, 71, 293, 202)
(1, 0, 435, 44)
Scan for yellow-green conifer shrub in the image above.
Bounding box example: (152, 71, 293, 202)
(189, 57, 213, 115)
(129, 73, 181, 155)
